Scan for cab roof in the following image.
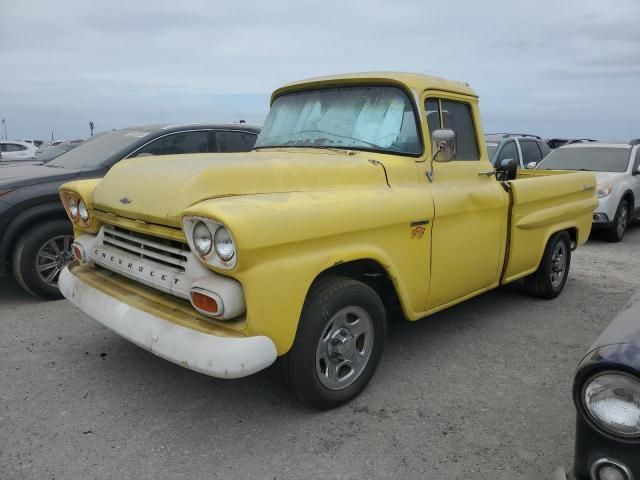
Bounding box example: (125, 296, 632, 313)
(271, 71, 477, 103)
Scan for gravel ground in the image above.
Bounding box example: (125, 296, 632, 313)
(1, 225, 639, 480)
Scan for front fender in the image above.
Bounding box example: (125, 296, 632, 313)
(182, 189, 435, 354)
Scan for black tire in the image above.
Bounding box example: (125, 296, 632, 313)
(12, 220, 74, 300)
(276, 275, 386, 410)
(603, 199, 630, 243)
(523, 231, 571, 299)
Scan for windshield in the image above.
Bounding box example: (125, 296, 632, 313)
(47, 129, 152, 169)
(34, 145, 75, 162)
(255, 86, 421, 155)
(485, 142, 498, 159)
(537, 146, 631, 173)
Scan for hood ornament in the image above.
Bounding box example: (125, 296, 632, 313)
(119, 197, 132, 205)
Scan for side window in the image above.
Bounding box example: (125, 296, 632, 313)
(214, 131, 257, 153)
(496, 141, 518, 165)
(519, 140, 543, 164)
(0, 144, 6, 152)
(537, 140, 551, 158)
(6, 143, 26, 152)
(424, 98, 479, 160)
(633, 147, 640, 172)
(132, 131, 210, 157)
(425, 99, 440, 137)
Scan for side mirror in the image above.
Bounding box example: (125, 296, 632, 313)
(635, 164, 640, 175)
(431, 129, 456, 163)
(526, 161, 537, 169)
(497, 158, 518, 181)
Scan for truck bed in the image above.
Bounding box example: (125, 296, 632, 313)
(501, 169, 598, 283)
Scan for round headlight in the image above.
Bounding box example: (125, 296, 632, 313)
(193, 221, 212, 256)
(69, 198, 79, 219)
(583, 371, 640, 438)
(214, 226, 235, 262)
(78, 200, 89, 221)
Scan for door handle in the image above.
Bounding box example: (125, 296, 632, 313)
(478, 170, 496, 176)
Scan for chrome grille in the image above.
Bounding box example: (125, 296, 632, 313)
(101, 224, 188, 272)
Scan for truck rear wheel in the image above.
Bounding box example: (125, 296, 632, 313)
(277, 275, 386, 410)
(523, 231, 571, 299)
(12, 220, 74, 300)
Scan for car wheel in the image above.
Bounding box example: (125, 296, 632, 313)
(604, 200, 630, 242)
(12, 220, 74, 300)
(523, 231, 571, 299)
(277, 275, 386, 410)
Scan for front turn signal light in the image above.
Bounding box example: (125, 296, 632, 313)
(190, 289, 223, 318)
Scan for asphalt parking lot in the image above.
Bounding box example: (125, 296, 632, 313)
(1, 226, 639, 480)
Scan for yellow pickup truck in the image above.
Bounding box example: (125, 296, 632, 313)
(58, 72, 598, 409)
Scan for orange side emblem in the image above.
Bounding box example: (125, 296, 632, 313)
(411, 226, 426, 239)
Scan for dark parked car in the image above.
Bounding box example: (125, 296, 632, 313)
(0, 123, 260, 299)
(484, 133, 551, 169)
(555, 291, 640, 480)
(547, 138, 597, 149)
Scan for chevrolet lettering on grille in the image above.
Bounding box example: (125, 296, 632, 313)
(93, 247, 181, 289)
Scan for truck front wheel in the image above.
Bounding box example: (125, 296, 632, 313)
(523, 231, 571, 299)
(277, 276, 386, 410)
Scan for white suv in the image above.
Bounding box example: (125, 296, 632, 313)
(536, 140, 640, 242)
(0, 140, 38, 162)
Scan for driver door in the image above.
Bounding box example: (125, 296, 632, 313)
(422, 94, 509, 311)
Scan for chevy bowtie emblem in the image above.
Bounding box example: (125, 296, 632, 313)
(119, 197, 132, 205)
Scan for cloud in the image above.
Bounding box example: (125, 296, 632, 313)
(2, 0, 639, 139)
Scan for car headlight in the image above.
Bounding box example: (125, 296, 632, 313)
(183, 216, 237, 269)
(193, 221, 213, 256)
(583, 371, 640, 438)
(60, 190, 91, 228)
(214, 226, 235, 261)
(78, 200, 89, 221)
(69, 197, 79, 219)
(596, 183, 613, 198)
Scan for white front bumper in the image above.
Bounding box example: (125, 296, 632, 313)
(594, 194, 618, 222)
(59, 267, 277, 379)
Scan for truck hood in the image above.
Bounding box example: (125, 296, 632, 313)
(0, 163, 82, 189)
(91, 150, 390, 227)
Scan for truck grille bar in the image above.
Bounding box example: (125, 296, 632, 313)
(102, 224, 189, 272)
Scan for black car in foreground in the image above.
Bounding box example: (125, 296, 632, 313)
(555, 291, 640, 480)
(0, 123, 260, 299)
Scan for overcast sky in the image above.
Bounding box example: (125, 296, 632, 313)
(2, 0, 639, 141)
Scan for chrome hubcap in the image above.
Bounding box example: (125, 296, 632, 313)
(36, 235, 74, 287)
(315, 306, 374, 391)
(617, 205, 629, 237)
(550, 241, 566, 288)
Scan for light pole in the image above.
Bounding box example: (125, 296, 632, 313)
(1, 119, 6, 140)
